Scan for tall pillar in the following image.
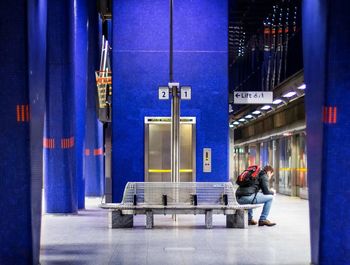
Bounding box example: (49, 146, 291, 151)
(84, 0, 104, 196)
(0, 0, 45, 263)
(74, 0, 88, 209)
(28, 0, 47, 262)
(44, 0, 77, 213)
(303, 1, 350, 264)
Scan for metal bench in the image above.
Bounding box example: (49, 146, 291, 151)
(100, 182, 261, 229)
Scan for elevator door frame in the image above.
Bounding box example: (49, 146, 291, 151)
(144, 116, 196, 182)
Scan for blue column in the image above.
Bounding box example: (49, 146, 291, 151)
(44, 0, 77, 213)
(74, 0, 88, 209)
(84, 0, 104, 196)
(0, 0, 45, 263)
(28, 0, 47, 262)
(303, 1, 350, 264)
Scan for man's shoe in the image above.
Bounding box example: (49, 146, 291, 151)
(258, 220, 276, 226)
(248, 219, 257, 225)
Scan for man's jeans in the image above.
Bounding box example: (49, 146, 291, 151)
(237, 193, 274, 221)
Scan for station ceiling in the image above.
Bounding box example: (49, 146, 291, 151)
(229, 0, 279, 64)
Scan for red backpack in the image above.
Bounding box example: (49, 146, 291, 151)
(236, 165, 260, 187)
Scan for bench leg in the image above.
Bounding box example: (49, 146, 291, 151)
(109, 210, 133, 228)
(205, 210, 213, 229)
(146, 210, 154, 229)
(226, 210, 248, 229)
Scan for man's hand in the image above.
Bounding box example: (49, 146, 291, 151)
(270, 188, 276, 195)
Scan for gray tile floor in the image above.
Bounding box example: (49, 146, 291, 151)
(40, 194, 311, 265)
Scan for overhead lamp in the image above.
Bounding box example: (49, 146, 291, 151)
(245, 114, 253, 119)
(233, 121, 240, 125)
(297, 84, 306, 89)
(282, 91, 297, 98)
(238, 118, 246, 122)
(229, 124, 234, 128)
(272, 99, 283, 104)
(252, 110, 261, 115)
(261, 105, 271, 110)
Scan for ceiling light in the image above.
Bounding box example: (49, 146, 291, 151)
(261, 105, 271, 110)
(238, 118, 246, 122)
(252, 110, 261, 115)
(273, 99, 283, 104)
(282, 91, 297, 98)
(245, 114, 253, 119)
(297, 84, 306, 89)
(283, 132, 292, 136)
(233, 121, 240, 125)
(229, 124, 234, 128)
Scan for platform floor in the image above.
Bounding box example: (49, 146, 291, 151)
(40, 194, 311, 265)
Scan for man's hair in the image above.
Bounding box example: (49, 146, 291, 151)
(263, 165, 274, 173)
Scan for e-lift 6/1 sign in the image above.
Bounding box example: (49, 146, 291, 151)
(233, 91, 273, 104)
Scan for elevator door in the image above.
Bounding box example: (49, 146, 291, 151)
(145, 117, 196, 182)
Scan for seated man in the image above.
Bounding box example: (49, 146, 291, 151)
(236, 165, 276, 226)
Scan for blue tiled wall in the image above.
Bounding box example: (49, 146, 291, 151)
(112, 0, 228, 201)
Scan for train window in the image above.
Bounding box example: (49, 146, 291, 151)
(279, 136, 292, 195)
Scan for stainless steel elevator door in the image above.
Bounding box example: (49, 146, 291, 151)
(145, 118, 195, 182)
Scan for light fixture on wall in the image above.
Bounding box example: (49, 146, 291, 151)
(282, 91, 297, 98)
(297, 84, 306, 89)
(272, 99, 283, 104)
(238, 118, 246, 122)
(261, 105, 271, 110)
(245, 114, 254, 119)
(252, 110, 261, 115)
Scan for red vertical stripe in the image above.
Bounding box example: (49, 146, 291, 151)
(26, 105, 29, 121)
(328, 107, 332, 124)
(16, 105, 20, 121)
(21, 105, 25, 121)
(333, 107, 337, 123)
(94, 148, 103, 156)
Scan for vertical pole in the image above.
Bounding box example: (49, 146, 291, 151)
(171, 85, 180, 183)
(169, 0, 180, 184)
(169, 0, 173, 82)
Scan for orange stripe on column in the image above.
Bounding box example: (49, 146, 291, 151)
(21, 105, 25, 122)
(26, 105, 29, 121)
(16, 105, 20, 121)
(333, 107, 337, 124)
(328, 107, 333, 124)
(94, 148, 103, 156)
